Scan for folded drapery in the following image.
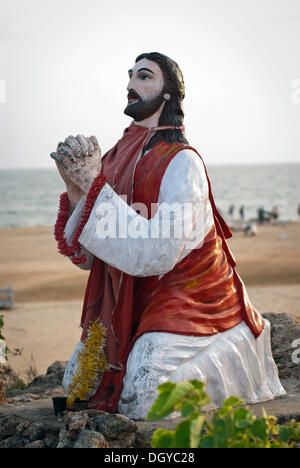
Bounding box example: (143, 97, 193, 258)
(119, 320, 286, 420)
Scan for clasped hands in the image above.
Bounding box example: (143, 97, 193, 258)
(51, 134, 102, 208)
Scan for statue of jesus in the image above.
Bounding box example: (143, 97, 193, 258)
(51, 52, 285, 420)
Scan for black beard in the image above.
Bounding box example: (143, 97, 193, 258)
(124, 91, 165, 122)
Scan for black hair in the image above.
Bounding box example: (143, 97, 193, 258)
(135, 52, 189, 154)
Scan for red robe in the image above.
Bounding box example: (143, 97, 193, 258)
(79, 122, 265, 411)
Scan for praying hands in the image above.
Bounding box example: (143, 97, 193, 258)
(51, 134, 102, 197)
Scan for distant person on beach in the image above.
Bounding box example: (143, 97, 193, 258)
(272, 206, 279, 224)
(298, 204, 300, 218)
(258, 206, 273, 224)
(244, 222, 258, 237)
(50, 51, 285, 419)
(239, 205, 245, 220)
(229, 204, 235, 217)
(258, 207, 265, 224)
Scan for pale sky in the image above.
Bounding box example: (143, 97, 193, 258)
(0, 0, 299, 169)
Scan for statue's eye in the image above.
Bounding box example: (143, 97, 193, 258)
(140, 74, 151, 81)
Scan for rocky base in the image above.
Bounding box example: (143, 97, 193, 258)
(0, 399, 184, 448)
(264, 313, 300, 380)
(0, 313, 299, 448)
(0, 384, 299, 448)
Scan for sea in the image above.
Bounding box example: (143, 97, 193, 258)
(0, 163, 299, 229)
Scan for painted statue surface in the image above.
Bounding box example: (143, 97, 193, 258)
(51, 52, 285, 420)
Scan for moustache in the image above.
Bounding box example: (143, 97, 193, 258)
(127, 90, 142, 101)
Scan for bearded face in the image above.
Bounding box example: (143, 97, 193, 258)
(124, 89, 165, 121)
(124, 58, 166, 122)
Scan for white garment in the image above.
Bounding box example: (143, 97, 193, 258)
(60, 149, 285, 420)
(64, 149, 214, 275)
(118, 320, 286, 420)
(0, 339, 6, 364)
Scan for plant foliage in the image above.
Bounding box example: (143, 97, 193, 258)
(147, 380, 300, 448)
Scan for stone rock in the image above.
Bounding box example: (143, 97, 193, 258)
(44, 430, 59, 448)
(263, 313, 300, 380)
(46, 361, 67, 376)
(63, 411, 89, 432)
(16, 419, 32, 435)
(89, 412, 138, 448)
(57, 413, 109, 448)
(108, 432, 136, 448)
(25, 439, 46, 448)
(0, 414, 24, 440)
(93, 412, 137, 439)
(0, 435, 24, 448)
(57, 429, 74, 449)
(26, 361, 67, 391)
(21, 422, 45, 441)
(0, 396, 299, 448)
(6, 360, 67, 402)
(135, 417, 182, 448)
(0, 399, 63, 448)
(0, 363, 25, 392)
(73, 430, 109, 448)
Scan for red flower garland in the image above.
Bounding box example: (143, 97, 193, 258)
(54, 174, 106, 265)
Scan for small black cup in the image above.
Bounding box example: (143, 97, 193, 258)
(52, 397, 67, 420)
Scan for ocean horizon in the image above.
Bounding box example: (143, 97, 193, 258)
(0, 163, 300, 229)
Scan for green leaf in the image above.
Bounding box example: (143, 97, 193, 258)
(147, 391, 172, 420)
(157, 381, 176, 393)
(166, 381, 194, 407)
(192, 394, 211, 411)
(235, 419, 251, 429)
(233, 407, 253, 429)
(229, 435, 251, 448)
(223, 396, 245, 408)
(216, 406, 230, 417)
(213, 412, 236, 446)
(147, 381, 195, 420)
(250, 419, 268, 441)
(270, 440, 290, 448)
(199, 435, 215, 448)
(190, 380, 205, 391)
(156, 381, 194, 418)
(292, 423, 300, 441)
(151, 428, 175, 448)
(181, 401, 197, 419)
(278, 426, 295, 443)
(174, 420, 191, 448)
(190, 415, 206, 448)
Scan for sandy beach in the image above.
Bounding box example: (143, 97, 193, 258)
(0, 221, 299, 380)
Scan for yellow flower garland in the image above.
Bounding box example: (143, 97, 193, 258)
(66, 318, 108, 407)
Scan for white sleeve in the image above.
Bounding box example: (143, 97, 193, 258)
(62, 195, 95, 270)
(78, 149, 214, 277)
